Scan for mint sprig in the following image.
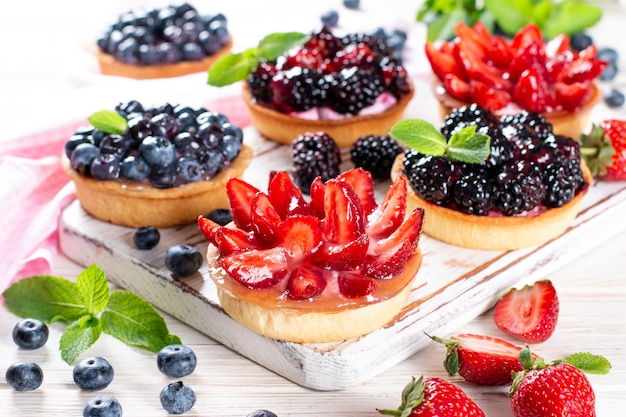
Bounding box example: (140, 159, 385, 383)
(390, 119, 491, 164)
(208, 31, 309, 87)
(87, 109, 128, 135)
(417, 0, 602, 42)
(3, 264, 181, 364)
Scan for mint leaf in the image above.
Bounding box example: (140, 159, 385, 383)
(76, 264, 110, 315)
(87, 110, 128, 135)
(101, 290, 181, 352)
(484, 0, 533, 34)
(425, 8, 468, 43)
(542, 1, 602, 38)
(3, 276, 87, 323)
(447, 126, 491, 163)
(391, 119, 448, 156)
(60, 315, 102, 364)
(208, 48, 258, 86)
(564, 352, 612, 375)
(257, 32, 309, 60)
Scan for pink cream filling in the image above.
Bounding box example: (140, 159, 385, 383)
(289, 92, 398, 120)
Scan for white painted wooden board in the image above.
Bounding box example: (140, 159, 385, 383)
(59, 127, 626, 391)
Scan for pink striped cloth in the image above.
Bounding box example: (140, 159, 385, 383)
(0, 95, 250, 296)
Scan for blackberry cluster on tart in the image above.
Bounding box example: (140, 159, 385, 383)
(390, 104, 592, 250)
(243, 27, 414, 147)
(61, 100, 253, 228)
(96, 3, 232, 79)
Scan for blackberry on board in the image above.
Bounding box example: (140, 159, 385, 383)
(350, 134, 403, 179)
(291, 131, 341, 192)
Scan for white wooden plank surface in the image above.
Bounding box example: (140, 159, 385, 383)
(58, 127, 626, 390)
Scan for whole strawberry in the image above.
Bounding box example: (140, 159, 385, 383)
(430, 333, 529, 385)
(509, 347, 611, 417)
(580, 119, 626, 181)
(493, 280, 559, 343)
(378, 376, 485, 417)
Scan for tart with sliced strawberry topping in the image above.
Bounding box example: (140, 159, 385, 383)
(208, 27, 414, 148)
(426, 22, 606, 139)
(198, 168, 424, 343)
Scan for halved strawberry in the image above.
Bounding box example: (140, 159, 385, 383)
(322, 179, 365, 243)
(218, 227, 260, 256)
(554, 81, 591, 111)
(430, 333, 531, 386)
(470, 79, 512, 111)
(443, 73, 471, 102)
(286, 266, 327, 300)
(493, 280, 560, 343)
(454, 40, 512, 91)
(221, 246, 289, 289)
(366, 175, 407, 239)
(337, 168, 377, 215)
(338, 272, 377, 298)
(364, 207, 424, 278)
(510, 23, 543, 50)
(513, 68, 549, 113)
(559, 57, 607, 84)
(308, 176, 326, 219)
(312, 233, 369, 271)
(322, 43, 377, 74)
(197, 216, 221, 247)
(226, 177, 261, 232)
(250, 192, 282, 246)
(490, 35, 515, 68)
(425, 41, 466, 83)
(545, 33, 571, 58)
(509, 40, 547, 82)
(455, 21, 491, 61)
(267, 170, 311, 219)
(279, 215, 322, 260)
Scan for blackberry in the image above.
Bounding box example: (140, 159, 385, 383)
(340, 32, 394, 58)
(403, 150, 459, 206)
(500, 111, 553, 140)
(495, 161, 545, 215)
(247, 60, 278, 103)
(441, 103, 500, 139)
(543, 159, 586, 208)
(452, 170, 495, 215)
(269, 67, 328, 112)
(327, 68, 384, 115)
(291, 132, 341, 192)
(350, 134, 403, 178)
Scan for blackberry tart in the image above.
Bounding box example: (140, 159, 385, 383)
(61, 100, 253, 228)
(95, 3, 232, 79)
(241, 28, 414, 148)
(390, 104, 592, 250)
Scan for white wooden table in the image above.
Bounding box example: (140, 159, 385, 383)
(1, 0, 625, 415)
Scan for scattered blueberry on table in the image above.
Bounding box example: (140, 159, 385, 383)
(160, 381, 196, 414)
(73, 356, 115, 391)
(5, 362, 44, 391)
(83, 395, 123, 417)
(164, 244, 203, 277)
(134, 225, 161, 250)
(157, 344, 197, 378)
(12, 318, 49, 350)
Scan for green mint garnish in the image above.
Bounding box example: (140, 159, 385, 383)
(87, 109, 128, 135)
(2, 264, 181, 364)
(208, 31, 309, 87)
(564, 352, 612, 375)
(390, 119, 491, 164)
(417, 0, 602, 42)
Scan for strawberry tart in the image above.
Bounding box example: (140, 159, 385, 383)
(198, 169, 424, 343)
(62, 100, 252, 228)
(390, 104, 591, 250)
(425, 22, 606, 140)
(95, 3, 232, 79)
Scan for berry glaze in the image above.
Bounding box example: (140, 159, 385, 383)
(246, 27, 411, 121)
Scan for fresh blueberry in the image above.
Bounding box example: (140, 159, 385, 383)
(71, 143, 101, 176)
(222, 134, 242, 161)
(160, 381, 196, 414)
(157, 344, 197, 378)
(176, 157, 204, 182)
(120, 155, 150, 182)
(605, 88, 625, 108)
(139, 136, 177, 167)
(570, 32, 593, 51)
(597, 47, 619, 66)
(12, 318, 49, 349)
(134, 226, 160, 250)
(5, 362, 44, 391)
(246, 410, 278, 417)
(149, 163, 177, 188)
(164, 244, 203, 277)
(73, 356, 115, 391)
(202, 151, 225, 179)
(90, 153, 122, 181)
(206, 208, 232, 226)
(321, 10, 339, 28)
(600, 62, 618, 81)
(83, 395, 123, 417)
(343, 0, 360, 9)
(182, 42, 205, 61)
(65, 133, 94, 158)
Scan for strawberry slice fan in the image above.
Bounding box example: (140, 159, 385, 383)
(0, 95, 250, 297)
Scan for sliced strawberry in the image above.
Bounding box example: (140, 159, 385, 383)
(430, 333, 532, 386)
(337, 168, 377, 215)
(312, 233, 369, 271)
(283, 47, 323, 70)
(513, 68, 549, 113)
(470, 79, 512, 111)
(322, 179, 365, 244)
(545, 33, 571, 58)
(322, 43, 376, 73)
(455, 21, 491, 61)
(444, 73, 471, 102)
(267, 170, 311, 219)
(218, 227, 260, 256)
(366, 175, 407, 239)
(559, 57, 607, 84)
(554, 81, 592, 111)
(509, 40, 547, 82)
(286, 266, 327, 300)
(364, 207, 424, 278)
(425, 41, 466, 83)
(493, 279, 560, 343)
(226, 177, 261, 232)
(279, 215, 322, 260)
(490, 35, 515, 68)
(250, 192, 282, 246)
(454, 41, 512, 91)
(511, 23, 543, 50)
(338, 272, 377, 298)
(308, 176, 326, 219)
(220, 247, 288, 289)
(197, 216, 221, 247)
